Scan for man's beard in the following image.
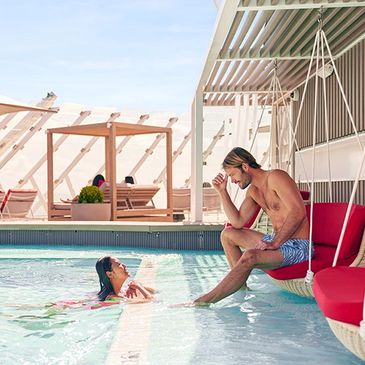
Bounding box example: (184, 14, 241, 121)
(239, 175, 251, 190)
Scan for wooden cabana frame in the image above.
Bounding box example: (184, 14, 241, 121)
(0, 101, 57, 116)
(47, 121, 173, 222)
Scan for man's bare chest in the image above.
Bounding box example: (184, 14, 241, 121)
(252, 190, 282, 213)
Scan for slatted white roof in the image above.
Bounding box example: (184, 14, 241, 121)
(190, 0, 365, 222)
(200, 0, 365, 106)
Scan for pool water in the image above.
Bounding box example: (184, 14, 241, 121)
(0, 246, 362, 365)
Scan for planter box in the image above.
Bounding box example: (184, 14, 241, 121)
(71, 203, 111, 221)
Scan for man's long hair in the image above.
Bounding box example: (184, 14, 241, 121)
(223, 147, 261, 169)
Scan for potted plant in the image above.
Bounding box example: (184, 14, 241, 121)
(71, 186, 111, 221)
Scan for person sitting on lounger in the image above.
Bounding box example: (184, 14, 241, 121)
(92, 174, 106, 187)
(124, 176, 135, 184)
(95, 256, 155, 302)
(62, 174, 106, 203)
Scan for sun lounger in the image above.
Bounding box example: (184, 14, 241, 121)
(128, 185, 160, 209)
(0, 190, 5, 218)
(172, 187, 222, 213)
(172, 188, 190, 212)
(0, 189, 38, 218)
(202, 187, 221, 212)
(99, 182, 130, 209)
(51, 183, 162, 221)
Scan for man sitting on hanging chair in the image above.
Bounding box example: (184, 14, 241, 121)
(194, 147, 311, 304)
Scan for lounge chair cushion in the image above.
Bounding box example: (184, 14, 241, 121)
(265, 203, 365, 280)
(307, 203, 365, 260)
(299, 190, 310, 201)
(172, 188, 190, 211)
(265, 245, 355, 280)
(313, 267, 365, 326)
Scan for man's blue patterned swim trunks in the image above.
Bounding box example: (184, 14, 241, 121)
(262, 234, 314, 267)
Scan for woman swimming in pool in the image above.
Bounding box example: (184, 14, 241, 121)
(3, 256, 154, 313)
(95, 256, 155, 302)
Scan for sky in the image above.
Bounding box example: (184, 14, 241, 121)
(0, 0, 218, 113)
(0, 0, 256, 217)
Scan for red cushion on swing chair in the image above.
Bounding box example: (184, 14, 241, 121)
(299, 190, 310, 201)
(313, 266, 365, 326)
(265, 246, 355, 280)
(306, 203, 365, 259)
(265, 203, 365, 280)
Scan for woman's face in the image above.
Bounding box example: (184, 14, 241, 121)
(109, 257, 129, 279)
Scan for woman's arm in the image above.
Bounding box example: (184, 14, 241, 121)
(143, 285, 156, 294)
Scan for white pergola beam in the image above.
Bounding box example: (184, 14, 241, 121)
(204, 88, 291, 94)
(237, 0, 365, 11)
(92, 114, 150, 179)
(0, 108, 59, 170)
(128, 117, 178, 178)
(191, 0, 241, 222)
(17, 111, 91, 189)
(217, 55, 324, 61)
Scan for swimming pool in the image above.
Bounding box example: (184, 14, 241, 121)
(0, 245, 362, 365)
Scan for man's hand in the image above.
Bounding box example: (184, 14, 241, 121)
(255, 240, 267, 250)
(256, 239, 281, 250)
(212, 173, 227, 193)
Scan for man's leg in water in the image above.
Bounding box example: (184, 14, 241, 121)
(221, 227, 265, 268)
(194, 248, 283, 304)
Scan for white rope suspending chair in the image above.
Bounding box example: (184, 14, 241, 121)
(265, 10, 365, 298)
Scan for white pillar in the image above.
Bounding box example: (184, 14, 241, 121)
(242, 94, 250, 148)
(234, 94, 250, 148)
(191, 92, 204, 223)
(270, 105, 278, 169)
(223, 117, 233, 152)
(234, 94, 242, 146)
(251, 94, 258, 157)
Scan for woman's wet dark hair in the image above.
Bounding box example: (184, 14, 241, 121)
(96, 256, 114, 301)
(92, 174, 105, 187)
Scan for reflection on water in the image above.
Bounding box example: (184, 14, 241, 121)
(0, 248, 363, 365)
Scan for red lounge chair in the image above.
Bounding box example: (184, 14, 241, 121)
(313, 267, 365, 360)
(265, 203, 365, 297)
(0, 190, 5, 218)
(299, 190, 310, 203)
(0, 189, 38, 218)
